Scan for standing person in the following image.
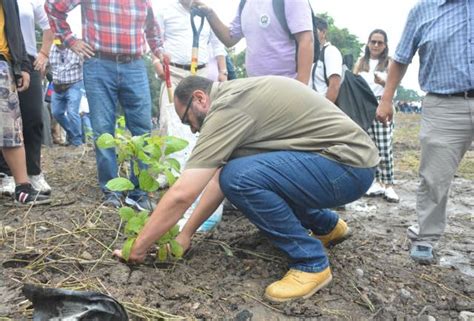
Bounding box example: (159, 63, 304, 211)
(0, 0, 50, 205)
(377, 0, 473, 264)
(309, 17, 343, 103)
(354, 29, 399, 203)
(114, 75, 379, 302)
(152, 0, 227, 163)
(45, 0, 166, 210)
(0, 0, 54, 196)
(193, 0, 313, 84)
(49, 41, 84, 147)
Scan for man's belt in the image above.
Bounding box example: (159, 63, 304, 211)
(170, 62, 207, 70)
(95, 51, 142, 63)
(431, 90, 474, 99)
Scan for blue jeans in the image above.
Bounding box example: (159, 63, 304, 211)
(81, 113, 92, 143)
(219, 151, 375, 272)
(83, 58, 152, 198)
(51, 80, 84, 146)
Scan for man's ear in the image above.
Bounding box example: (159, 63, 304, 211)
(193, 90, 209, 109)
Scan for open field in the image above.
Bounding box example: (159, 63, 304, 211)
(0, 113, 472, 320)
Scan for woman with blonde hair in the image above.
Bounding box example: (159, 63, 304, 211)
(354, 29, 399, 203)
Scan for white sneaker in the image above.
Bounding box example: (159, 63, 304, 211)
(29, 173, 51, 195)
(0, 173, 15, 196)
(384, 186, 400, 203)
(365, 181, 385, 197)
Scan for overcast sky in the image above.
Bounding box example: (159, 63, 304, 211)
(67, 0, 422, 93)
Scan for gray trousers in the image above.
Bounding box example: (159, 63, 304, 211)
(410, 94, 473, 242)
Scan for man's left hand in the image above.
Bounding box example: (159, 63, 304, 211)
(17, 72, 30, 92)
(376, 100, 394, 125)
(33, 54, 48, 75)
(217, 73, 227, 82)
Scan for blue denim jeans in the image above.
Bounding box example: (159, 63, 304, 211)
(220, 151, 375, 272)
(83, 58, 152, 198)
(51, 80, 84, 146)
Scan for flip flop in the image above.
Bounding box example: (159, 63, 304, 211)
(410, 242, 435, 265)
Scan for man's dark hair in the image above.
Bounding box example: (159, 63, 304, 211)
(314, 16, 328, 32)
(174, 76, 213, 104)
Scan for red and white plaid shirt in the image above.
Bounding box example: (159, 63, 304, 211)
(45, 0, 163, 56)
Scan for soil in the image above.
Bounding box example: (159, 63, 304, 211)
(0, 114, 473, 320)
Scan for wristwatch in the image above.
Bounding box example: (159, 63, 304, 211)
(219, 70, 228, 76)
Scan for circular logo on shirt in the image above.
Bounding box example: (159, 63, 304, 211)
(259, 14, 270, 28)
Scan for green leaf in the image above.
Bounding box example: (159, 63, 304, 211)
(137, 212, 149, 224)
(138, 171, 160, 192)
(116, 116, 126, 129)
(96, 133, 116, 149)
(157, 245, 168, 262)
(137, 150, 152, 164)
(165, 158, 181, 172)
(164, 136, 188, 155)
(125, 216, 144, 235)
(169, 225, 180, 238)
(121, 237, 136, 261)
(163, 169, 176, 186)
(119, 207, 135, 221)
(143, 144, 162, 160)
(132, 160, 140, 177)
(169, 239, 184, 258)
(105, 177, 135, 192)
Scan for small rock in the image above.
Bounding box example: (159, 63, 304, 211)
(192, 302, 200, 310)
(129, 270, 145, 284)
(400, 288, 412, 300)
(418, 315, 436, 321)
(80, 251, 93, 260)
(459, 311, 474, 321)
(355, 268, 364, 278)
(235, 309, 252, 321)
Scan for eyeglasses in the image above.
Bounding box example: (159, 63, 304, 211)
(181, 95, 194, 125)
(369, 40, 385, 46)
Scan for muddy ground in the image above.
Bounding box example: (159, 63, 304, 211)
(0, 114, 473, 320)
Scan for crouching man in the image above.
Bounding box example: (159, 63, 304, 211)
(114, 75, 379, 302)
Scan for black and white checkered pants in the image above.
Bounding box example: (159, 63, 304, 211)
(366, 119, 394, 185)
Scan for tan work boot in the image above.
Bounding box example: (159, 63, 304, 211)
(264, 267, 332, 302)
(313, 219, 351, 248)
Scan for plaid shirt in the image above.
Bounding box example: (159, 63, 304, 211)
(49, 44, 83, 84)
(45, 0, 163, 56)
(394, 0, 474, 94)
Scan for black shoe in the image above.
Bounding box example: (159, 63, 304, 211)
(15, 184, 51, 206)
(102, 192, 122, 208)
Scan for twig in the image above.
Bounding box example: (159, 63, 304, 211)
(420, 274, 472, 301)
(240, 292, 284, 313)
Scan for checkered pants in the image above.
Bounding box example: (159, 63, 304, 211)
(366, 119, 394, 185)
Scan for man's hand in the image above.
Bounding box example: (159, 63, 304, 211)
(376, 99, 394, 125)
(71, 40, 95, 59)
(33, 53, 48, 75)
(153, 60, 165, 80)
(217, 72, 227, 82)
(191, 1, 212, 17)
(17, 72, 30, 92)
(112, 244, 147, 264)
(374, 73, 385, 87)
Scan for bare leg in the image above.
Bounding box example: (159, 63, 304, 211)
(1, 147, 29, 185)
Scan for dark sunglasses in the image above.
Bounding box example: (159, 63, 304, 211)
(370, 40, 385, 46)
(181, 95, 194, 125)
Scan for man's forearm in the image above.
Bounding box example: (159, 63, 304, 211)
(326, 76, 341, 103)
(295, 31, 313, 84)
(41, 29, 54, 55)
(181, 170, 225, 238)
(381, 61, 408, 103)
(206, 10, 239, 48)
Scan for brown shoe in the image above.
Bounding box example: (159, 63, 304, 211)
(264, 267, 332, 302)
(312, 219, 351, 248)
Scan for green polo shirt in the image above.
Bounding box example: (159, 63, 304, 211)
(186, 76, 379, 169)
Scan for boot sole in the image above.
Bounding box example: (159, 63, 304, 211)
(264, 274, 333, 303)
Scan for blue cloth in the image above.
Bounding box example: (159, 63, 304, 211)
(83, 58, 152, 199)
(51, 80, 84, 146)
(394, 0, 474, 93)
(219, 151, 374, 272)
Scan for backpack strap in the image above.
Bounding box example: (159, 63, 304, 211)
(272, 0, 293, 40)
(319, 45, 329, 86)
(238, 0, 246, 17)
